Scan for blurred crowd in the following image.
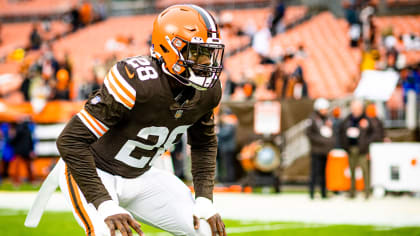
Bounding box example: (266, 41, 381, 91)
(0, 0, 108, 104)
(221, 1, 309, 102)
(343, 0, 420, 119)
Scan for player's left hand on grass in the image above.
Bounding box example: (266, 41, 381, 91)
(98, 200, 144, 236)
(193, 197, 227, 236)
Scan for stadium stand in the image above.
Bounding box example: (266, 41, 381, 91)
(0, 0, 78, 20)
(224, 12, 361, 99)
(52, 14, 155, 86)
(220, 6, 308, 31)
(155, 0, 270, 10)
(373, 15, 420, 65)
(0, 21, 70, 55)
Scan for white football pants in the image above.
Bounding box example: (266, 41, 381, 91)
(58, 164, 211, 236)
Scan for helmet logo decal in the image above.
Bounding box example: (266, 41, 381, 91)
(174, 39, 183, 47)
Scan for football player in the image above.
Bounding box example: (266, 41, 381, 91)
(55, 5, 225, 236)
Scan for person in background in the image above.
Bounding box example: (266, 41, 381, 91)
(53, 68, 71, 100)
(0, 22, 3, 46)
(9, 119, 35, 184)
(267, 62, 287, 99)
(0, 123, 14, 182)
(270, 0, 285, 36)
(29, 23, 42, 50)
(306, 98, 335, 199)
(79, 0, 93, 27)
(70, 3, 81, 32)
(216, 107, 238, 183)
(365, 103, 387, 142)
(339, 99, 375, 199)
(331, 106, 342, 148)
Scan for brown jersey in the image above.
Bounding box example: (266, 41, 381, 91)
(57, 56, 221, 208)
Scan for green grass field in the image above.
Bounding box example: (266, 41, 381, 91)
(1, 209, 420, 236)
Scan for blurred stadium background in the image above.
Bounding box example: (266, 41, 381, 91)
(0, 0, 420, 235)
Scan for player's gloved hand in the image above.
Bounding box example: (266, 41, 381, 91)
(193, 197, 226, 236)
(98, 200, 144, 236)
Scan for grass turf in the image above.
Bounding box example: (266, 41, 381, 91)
(0, 209, 420, 235)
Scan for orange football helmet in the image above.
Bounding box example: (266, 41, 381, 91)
(151, 4, 224, 90)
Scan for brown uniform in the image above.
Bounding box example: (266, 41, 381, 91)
(57, 56, 221, 208)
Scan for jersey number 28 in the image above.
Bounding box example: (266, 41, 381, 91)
(115, 125, 190, 168)
(126, 57, 158, 81)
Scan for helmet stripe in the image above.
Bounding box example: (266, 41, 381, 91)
(188, 5, 218, 38)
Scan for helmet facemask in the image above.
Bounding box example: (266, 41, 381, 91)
(169, 36, 224, 90)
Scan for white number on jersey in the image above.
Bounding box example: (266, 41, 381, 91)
(126, 58, 158, 81)
(115, 125, 191, 168)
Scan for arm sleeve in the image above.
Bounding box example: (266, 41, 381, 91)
(57, 61, 136, 208)
(188, 111, 218, 201)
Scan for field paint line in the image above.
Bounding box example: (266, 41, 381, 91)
(131, 223, 326, 236)
(227, 223, 324, 234)
(0, 211, 23, 216)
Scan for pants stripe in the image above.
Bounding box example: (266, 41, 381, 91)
(65, 166, 95, 236)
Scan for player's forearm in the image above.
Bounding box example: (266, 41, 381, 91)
(56, 116, 112, 208)
(191, 140, 217, 201)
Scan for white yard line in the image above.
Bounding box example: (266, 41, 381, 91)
(1, 192, 420, 226)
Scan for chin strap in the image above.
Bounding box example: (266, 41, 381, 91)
(161, 63, 192, 86)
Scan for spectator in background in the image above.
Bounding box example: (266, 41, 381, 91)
(9, 119, 35, 184)
(0, 125, 4, 183)
(79, 0, 93, 27)
(295, 44, 308, 59)
(0, 22, 3, 45)
(365, 103, 387, 142)
(267, 62, 287, 98)
(306, 98, 335, 199)
(339, 99, 375, 199)
(29, 23, 42, 50)
(93, 0, 107, 22)
(53, 68, 71, 100)
(270, 0, 285, 36)
(79, 74, 100, 100)
(331, 106, 342, 148)
(70, 4, 81, 32)
(343, 0, 361, 48)
(0, 123, 14, 181)
(252, 26, 275, 64)
(216, 107, 238, 183)
(359, 4, 375, 50)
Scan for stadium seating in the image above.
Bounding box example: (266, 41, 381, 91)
(52, 14, 155, 84)
(373, 15, 420, 65)
(155, 0, 269, 10)
(224, 12, 361, 99)
(0, 0, 77, 19)
(0, 21, 70, 57)
(220, 6, 308, 31)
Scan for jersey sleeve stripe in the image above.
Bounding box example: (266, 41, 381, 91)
(77, 108, 110, 138)
(110, 67, 136, 101)
(80, 108, 109, 133)
(108, 71, 135, 104)
(104, 75, 134, 109)
(77, 112, 101, 138)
